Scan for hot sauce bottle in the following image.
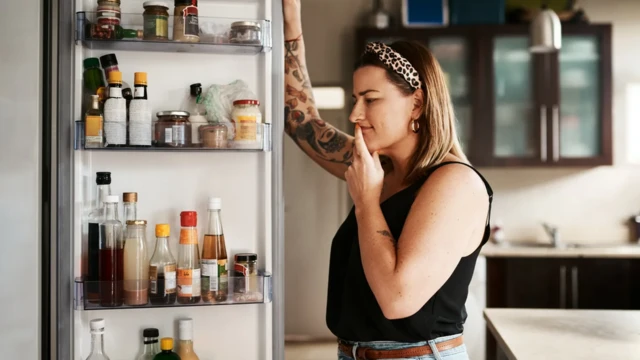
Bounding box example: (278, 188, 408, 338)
(177, 211, 201, 304)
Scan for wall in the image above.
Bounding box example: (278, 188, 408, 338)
(0, 0, 42, 358)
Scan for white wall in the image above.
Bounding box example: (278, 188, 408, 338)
(0, 0, 42, 358)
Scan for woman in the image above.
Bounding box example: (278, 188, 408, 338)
(283, 1, 493, 359)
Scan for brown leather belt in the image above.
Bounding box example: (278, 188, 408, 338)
(338, 336, 463, 360)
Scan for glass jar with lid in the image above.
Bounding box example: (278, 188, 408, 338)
(154, 111, 192, 147)
(233, 253, 260, 302)
(231, 100, 262, 149)
(229, 21, 262, 45)
(200, 124, 229, 149)
(97, 0, 121, 27)
(142, 1, 169, 40)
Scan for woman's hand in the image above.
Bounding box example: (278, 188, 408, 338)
(345, 125, 385, 209)
(283, 0, 302, 39)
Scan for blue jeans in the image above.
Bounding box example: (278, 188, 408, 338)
(337, 334, 469, 360)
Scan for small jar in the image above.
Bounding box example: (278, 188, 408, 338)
(97, 0, 121, 27)
(231, 99, 262, 149)
(229, 21, 262, 45)
(173, 0, 200, 43)
(154, 111, 192, 147)
(200, 124, 229, 149)
(143, 1, 169, 41)
(233, 253, 258, 297)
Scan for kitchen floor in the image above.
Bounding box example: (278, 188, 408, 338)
(285, 341, 337, 360)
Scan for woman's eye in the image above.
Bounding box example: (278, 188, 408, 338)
(365, 98, 377, 104)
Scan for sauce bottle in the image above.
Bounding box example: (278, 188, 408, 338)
(123, 220, 149, 306)
(99, 195, 123, 307)
(149, 224, 177, 305)
(201, 197, 228, 303)
(153, 338, 180, 360)
(177, 319, 200, 360)
(177, 211, 201, 304)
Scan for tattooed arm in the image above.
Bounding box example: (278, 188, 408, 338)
(284, 36, 355, 180)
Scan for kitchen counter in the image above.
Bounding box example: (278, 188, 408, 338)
(481, 242, 640, 258)
(484, 308, 640, 360)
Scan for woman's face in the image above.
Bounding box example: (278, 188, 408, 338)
(350, 65, 419, 154)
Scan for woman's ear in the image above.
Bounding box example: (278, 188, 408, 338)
(411, 89, 425, 119)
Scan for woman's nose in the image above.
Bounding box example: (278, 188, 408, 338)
(349, 103, 364, 124)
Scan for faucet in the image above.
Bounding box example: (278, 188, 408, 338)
(542, 222, 561, 247)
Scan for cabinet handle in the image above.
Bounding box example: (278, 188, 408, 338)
(540, 105, 547, 162)
(559, 266, 566, 308)
(571, 266, 579, 308)
(552, 105, 560, 162)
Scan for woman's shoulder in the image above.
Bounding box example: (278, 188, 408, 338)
(417, 158, 492, 199)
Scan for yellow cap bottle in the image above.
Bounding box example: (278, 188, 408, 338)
(156, 224, 170, 237)
(160, 337, 174, 351)
(108, 70, 122, 85)
(134, 72, 147, 86)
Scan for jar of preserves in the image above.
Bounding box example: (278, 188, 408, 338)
(154, 111, 192, 147)
(229, 21, 262, 45)
(143, 1, 169, 41)
(233, 253, 259, 302)
(231, 99, 262, 149)
(200, 124, 228, 149)
(173, 0, 200, 43)
(97, 0, 121, 27)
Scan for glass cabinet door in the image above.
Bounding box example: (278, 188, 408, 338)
(492, 36, 539, 159)
(557, 35, 601, 159)
(429, 37, 471, 152)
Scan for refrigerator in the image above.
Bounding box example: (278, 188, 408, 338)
(52, 0, 285, 359)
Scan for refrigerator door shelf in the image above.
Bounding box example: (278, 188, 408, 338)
(76, 12, 272, 54)
(74, 271, 272, 311)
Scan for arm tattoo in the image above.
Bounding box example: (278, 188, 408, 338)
(377, 230, 396, 247)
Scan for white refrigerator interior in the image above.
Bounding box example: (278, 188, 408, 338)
(62, 0, 284, 359)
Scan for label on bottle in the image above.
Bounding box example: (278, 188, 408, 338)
(164, 127, 172, 143)
(134, 86, 145, 98)
(201, 259, 218, 292)
(219, 258, 228, 292)
(177, 268, 201, 297)
(164, 264, 176, 294)
(179, 228, 198, 245)
(235, 115, 257, 141)
(85, 115, 103, 143)
(149, 265, 158, 294)
(172, 124, 185, 144)
(182, 6, 199, 37)
(143, 15, 168, 38)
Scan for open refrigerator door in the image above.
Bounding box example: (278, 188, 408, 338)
(54, 0, 285, 359)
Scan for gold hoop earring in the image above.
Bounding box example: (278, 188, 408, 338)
(411, 120, 420, 133)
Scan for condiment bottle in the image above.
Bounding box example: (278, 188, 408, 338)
(177, 211, 201, 304)
(201, 197, 228, 303)
(188, 83, 207, 146)
(149, 224, 177, 305)
(137, 328, 160, 360)
(100, 54, 133, 106)
(86, 172, 112, 303)
(123, 192, 138, 224)
(231, 99, 262, 149)
(177, 319, 200, 360)
(86, 319, 110, 360)
(173, 0, 199, 43)
(153, 338, 180, 360)
(99, 195, 124, 307)
(82, 57, 106, 113)
(103, 70, 127, 146)
(124, 220, 149, 306)
(85, 95, 104, 149)
(129, 72, 152, 146)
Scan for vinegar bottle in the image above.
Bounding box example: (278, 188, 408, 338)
(99, 195, 123, 307)
(201, 197, 228, 303)
(177, 211, 201, 304)
(86, 171, 111, 303)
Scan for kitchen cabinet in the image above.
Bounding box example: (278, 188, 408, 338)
(356, 24, 612, 167)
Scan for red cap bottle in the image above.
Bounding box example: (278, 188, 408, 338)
(180, 211, 197, 227)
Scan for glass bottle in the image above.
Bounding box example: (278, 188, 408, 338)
(177, 319, 200, 360)
(103, 70, 127, 146)
(136, 328, 160, 360)
(99, 195, 124, 307)
(124, 220, 149, 306)
(99, 54, 133, 108)
(85, 95, 104, 149)
(129, 72, 152, 147)
(82, 57, 107, 114)
(86, 172, 112, 303)
(123, 192, 138, 224)
(177, 211, 201, 304)
(86, 319, 110, 360)
(189, 83, 208, 146)
(86, 23, 143, 40)
(201, 197, 228, 303)
(149, 224, 177, 305)
(153, 338, 180, 360)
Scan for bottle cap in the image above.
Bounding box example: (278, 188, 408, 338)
(90, 318, 105, 333)
(160, 337, 173, 351)
(143, 328, 159, 338)
(105, 195, 119, 203)
(156, 224, 170, 237)
(180, 211, 197, 227)
(108, 71, 122, 84)
(99, 53, 119, 68)
(190, 83, 202, 97)
(134, 72, 147, 85)
(233, 99, 259, 106)
(178, 318, 193, 340)
(235, 253, 258, 262)
(83, 57, 100, 70)
(123, 192, 138, 203)
(96, 172, 111, 185)
(208, 197, 221, 210)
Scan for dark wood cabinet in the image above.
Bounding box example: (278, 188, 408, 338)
(356, 24, 612, 167)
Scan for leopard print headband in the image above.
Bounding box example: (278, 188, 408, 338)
(364, 42, 423, 90)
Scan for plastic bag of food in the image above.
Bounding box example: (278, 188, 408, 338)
(203, 80, 257, 139)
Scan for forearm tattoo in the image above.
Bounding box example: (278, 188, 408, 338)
(284, 40, 353, 166)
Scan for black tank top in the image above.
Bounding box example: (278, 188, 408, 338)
(325, 161, 493, 342)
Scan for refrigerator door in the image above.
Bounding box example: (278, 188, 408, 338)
(53, 0, 284, 359)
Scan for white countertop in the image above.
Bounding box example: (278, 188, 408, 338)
(481, 242, 640, 258)
(484, 308, 640, 360)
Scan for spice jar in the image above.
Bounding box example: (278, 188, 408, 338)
(229, 21, 262, 45)
(154, 111, 192, 147)
(143, 1, 169, 40)
(233, 253, 259, 302)
(173, 0, 200, 43)
(97, 0, 121, 27)
(200, 124, 228, 149)
(231, 100, 262, 149)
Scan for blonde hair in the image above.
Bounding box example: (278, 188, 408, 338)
(356, 40, 468, 185)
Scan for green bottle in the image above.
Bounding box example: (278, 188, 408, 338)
(86, 24, 143, 40)
(153, 338, 181, 360)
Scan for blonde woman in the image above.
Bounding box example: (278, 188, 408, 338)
(283, 1, 493, 359)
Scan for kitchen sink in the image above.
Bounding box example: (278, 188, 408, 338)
(500, 242, 628, 249)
